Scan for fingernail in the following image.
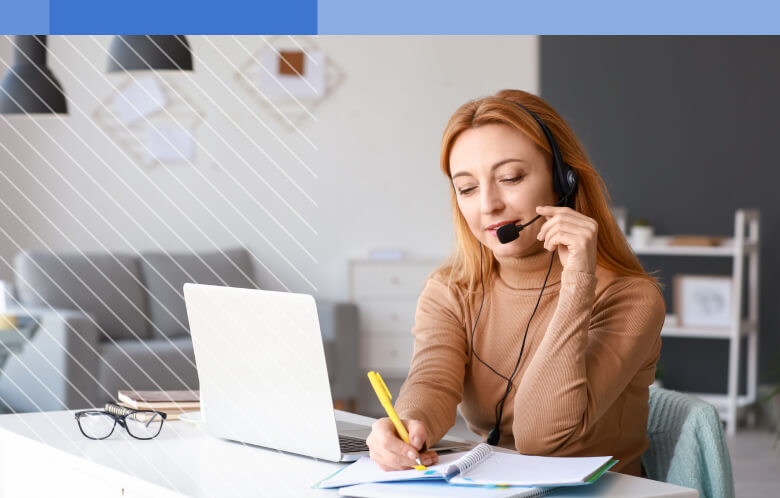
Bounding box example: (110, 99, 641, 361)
(412, 436, 422, 448)
(407, 450, 417, 460)
(423, 456, 432, 465)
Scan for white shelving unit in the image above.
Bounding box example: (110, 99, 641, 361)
(629, 209, 760, 435)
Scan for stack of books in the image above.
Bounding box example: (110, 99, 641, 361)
(117, 390, 200, 421)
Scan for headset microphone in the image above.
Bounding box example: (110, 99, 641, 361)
(495, 185, 576, 245)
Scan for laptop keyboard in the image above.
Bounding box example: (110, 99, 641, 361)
(339, 435, 369, 453)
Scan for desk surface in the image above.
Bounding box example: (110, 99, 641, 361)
(0, 409, 697, 498)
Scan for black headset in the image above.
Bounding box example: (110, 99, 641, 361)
(462, 101, 579, 446)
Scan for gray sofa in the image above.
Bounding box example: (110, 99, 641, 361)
(0, 247, 359, 411)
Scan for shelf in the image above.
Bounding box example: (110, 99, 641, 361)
(687, 392, 755, 422)
(629, 236, 757, 257)
(660, 314, 756, 339)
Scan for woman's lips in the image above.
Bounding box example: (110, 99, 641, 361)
(486, 220, 519, 235)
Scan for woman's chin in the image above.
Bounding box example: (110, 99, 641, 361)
(486, 237, 540, 258)
(487, 239, 522, 257)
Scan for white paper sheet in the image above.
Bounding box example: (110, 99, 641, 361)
(319, 452, 466, 489)
(449, 452, 613, 487)
(112, 76, 168, 125)
(144, 125, 194, 164)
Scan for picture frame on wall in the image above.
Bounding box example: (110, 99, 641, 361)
(674, 274, 733, 328)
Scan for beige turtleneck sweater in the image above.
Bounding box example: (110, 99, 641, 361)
(394, 249, 666, 476)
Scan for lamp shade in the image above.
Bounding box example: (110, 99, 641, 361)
(0, 36, 67, 114)
(107, 36, 193, 72)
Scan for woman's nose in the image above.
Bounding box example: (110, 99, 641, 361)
(480, 185, 503, 213)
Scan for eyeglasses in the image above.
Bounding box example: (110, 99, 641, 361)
(75, 405, 167, 440)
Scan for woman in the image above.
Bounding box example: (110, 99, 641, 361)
(365, 89, 666, 477)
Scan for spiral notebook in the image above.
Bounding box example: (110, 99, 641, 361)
(317, 443, 617, 489)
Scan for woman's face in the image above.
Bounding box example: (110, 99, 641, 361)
(449, 123, 557, 258)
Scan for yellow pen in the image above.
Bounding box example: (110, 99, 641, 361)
(367, 370, 427, 470)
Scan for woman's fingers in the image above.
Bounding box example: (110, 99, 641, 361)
(366, 417, 426, 470)
(542, 226, 593, 252)
(537, 214, 597, 242)
(420, 450, 439, 466)
(405, 419, 427, 450)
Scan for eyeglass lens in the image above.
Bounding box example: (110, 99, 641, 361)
(78, 411, 116, 439)
(125, 411, 164, 439)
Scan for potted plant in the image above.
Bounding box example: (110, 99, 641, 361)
(630, 217, 655, 247)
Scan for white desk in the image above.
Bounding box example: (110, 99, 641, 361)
(0, 410, 697, 497)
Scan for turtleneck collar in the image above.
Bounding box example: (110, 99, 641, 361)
(493, 248, 563, 291)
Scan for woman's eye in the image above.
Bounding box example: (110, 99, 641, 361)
(458, 187, 476, 195)
(501, 176, 523, 183)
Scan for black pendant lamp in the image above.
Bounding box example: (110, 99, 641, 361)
(106, 36, 193, 72)
(0, 35, 67, 114)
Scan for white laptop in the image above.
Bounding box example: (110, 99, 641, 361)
(183, 283, 471, 462)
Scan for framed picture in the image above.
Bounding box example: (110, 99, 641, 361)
(674, 274, 733, 328)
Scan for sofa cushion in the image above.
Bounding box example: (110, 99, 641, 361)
(97, 336, 197, 404)
(14, 250, 150, 341)
(139, 248, 256, 340)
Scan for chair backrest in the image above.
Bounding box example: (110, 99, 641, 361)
(643, 386, 735, 498)
(13, 247, 257, 342)
(137, 247, 257, 340)
(14, 250, 150, 341)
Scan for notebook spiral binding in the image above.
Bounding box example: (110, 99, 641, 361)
(453, 443, 494, 476)
(104, 402, 155, 423)
(104, 402, 133, 417)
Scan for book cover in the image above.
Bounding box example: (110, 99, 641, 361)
(117, 390, 200, 410)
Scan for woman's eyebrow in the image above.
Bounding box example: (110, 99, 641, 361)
(451, 158, 527, 179)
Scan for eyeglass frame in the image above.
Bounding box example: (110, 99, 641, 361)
(74, 409, 168, 440)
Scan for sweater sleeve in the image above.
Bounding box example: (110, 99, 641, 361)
(511, 270, 666, 454)
(394, 277, 469, 446)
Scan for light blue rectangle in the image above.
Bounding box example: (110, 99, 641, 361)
(318, 0, 780, 34)
(0, 0, 49, 34)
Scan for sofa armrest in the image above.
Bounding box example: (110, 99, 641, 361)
(315, 301, 360, 401)
(0, 307, 102, 411)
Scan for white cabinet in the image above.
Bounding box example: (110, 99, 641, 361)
(629, 209, 760, 435)
(349, 259, 439, 378)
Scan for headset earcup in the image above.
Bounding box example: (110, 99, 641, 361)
(560, 163, 578, 208)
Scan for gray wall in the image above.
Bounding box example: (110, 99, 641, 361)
(541, 36, 778, 392)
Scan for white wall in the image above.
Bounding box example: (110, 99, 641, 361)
(0, 36, 538, 300)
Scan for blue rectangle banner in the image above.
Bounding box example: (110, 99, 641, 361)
(49, 0, 317, 34)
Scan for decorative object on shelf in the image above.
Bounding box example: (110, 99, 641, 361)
(234, 36, 345, 129)
(630, 217, 654, 247)
(674, 274, 732, 328)
(106, 36, 193, 73)
(0, 35, 67, 114)
(667, 235, 727, 247)
(93, 74, 204, 169)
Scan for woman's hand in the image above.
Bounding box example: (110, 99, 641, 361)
(535, 206, 598, 274)
(366, 417, 439, 471)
